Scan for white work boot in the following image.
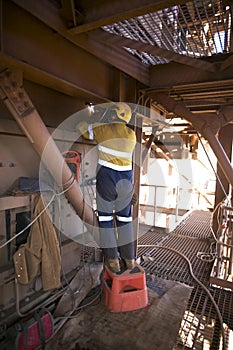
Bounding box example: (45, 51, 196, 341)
(106, 258, 120, 273)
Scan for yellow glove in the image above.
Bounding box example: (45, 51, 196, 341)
(76, 121, 88, 135)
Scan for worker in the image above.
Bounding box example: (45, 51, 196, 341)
(76, 102, 137, 273)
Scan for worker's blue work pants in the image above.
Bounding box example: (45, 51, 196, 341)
(96, 165, 135, 260)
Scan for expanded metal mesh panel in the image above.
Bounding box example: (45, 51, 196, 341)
(102, 0, 232, 66)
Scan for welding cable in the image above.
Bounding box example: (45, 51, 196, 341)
(0, 193, 56, 249)
(210, 198, 227, 242)
(140, 244, 226, 350)
(56, 172, 76, 196)
(13, 176, 77, 318)
(54, 281, 103, 321)
(80, 141, 88, 286)
(55, 168, 92, 301)
(14, 273, 72, 318)
(136, 93, 145, 107)
(6, 169, 91, 319)
(196, 241, 217, 262)
(54, 141, 96, 304)
(209, 198, 233, 249)
(0, 173, 76, 249)
(56, 193, 84, 300)
(48, 269, 104, 344)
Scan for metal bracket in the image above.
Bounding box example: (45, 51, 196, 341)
(0, 69, 35, 118)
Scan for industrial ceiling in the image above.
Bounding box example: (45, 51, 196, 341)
(1, 0, 233, 128)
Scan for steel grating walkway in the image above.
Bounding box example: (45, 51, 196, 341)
(137, 210, 233, 350)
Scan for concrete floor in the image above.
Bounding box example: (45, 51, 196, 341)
(46, 275, 192, 350)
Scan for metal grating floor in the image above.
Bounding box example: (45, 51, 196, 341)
(138, 210, 233, 350)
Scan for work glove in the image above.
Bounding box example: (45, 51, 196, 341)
(131, 192, 138, 206)
(76, 121, 88, 135)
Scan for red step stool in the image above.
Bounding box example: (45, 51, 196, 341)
(103, 263, 148, 312)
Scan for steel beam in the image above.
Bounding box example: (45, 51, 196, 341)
(149, 61, 233, 90)
(220, 54, 233, 71)
(11, 0, 149, 85)
(89, 30, 216, 73)
(2, 3, 118, 101)
(68, 0, 188, 34)
(60, 0, 77, 27)
(151, 92, 233, 188)
(0, 52, 109, 104)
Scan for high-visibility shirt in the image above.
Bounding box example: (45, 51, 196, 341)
(82, 122, 136, 171)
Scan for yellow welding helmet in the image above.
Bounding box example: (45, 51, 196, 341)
(113, 102, 132, 123)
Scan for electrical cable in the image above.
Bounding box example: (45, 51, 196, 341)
(49, 268, 104, 342)
(0, 173, 76, 249)
(0, 193, 55, 249)
(56, 193, 83, 299)
(185, 135, 231, 346)
(54, 283, 103, 321)
(5, 104, 230, 348)
(14, 275, 71, 318)
(134, 98, 227, 349)
(12, 174, 77, 318)
(53, 141, 100, 313)
(4, 138, 100, 323)
(209, 197, 233, 248)
(196, 241, 216, 262)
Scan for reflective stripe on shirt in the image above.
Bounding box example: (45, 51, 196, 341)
(98, 159, 132, 171)
(97, 144, 132, 158)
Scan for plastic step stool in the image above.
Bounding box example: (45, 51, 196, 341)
(103, 263, 148, 312)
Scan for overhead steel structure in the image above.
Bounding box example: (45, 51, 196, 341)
(0, 1, 233, 349)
